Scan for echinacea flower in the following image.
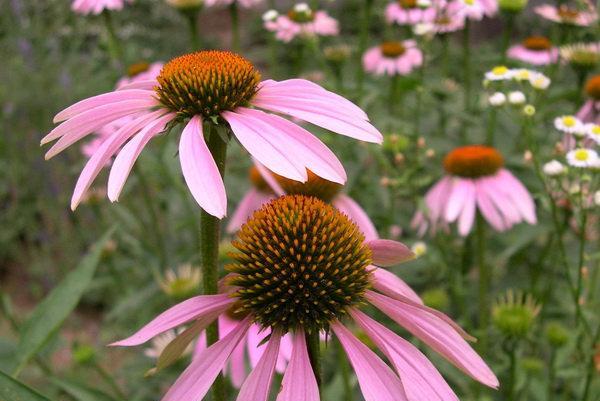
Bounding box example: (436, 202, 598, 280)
(363, 41, 423, 76)
(385, 0, 437, 25)
(507, 36, 559, 66)
(42, 50, 382, 217)
(412, 145, 537, 236)
(577, 75, 600, 124)
(566, 148, 600, 168)
(534, 4, 598, 26)
(113, 195, 498, 401)
(72, 0, 133, 15)
(205, 0, 264, 8)
(560, 42, 600, 70)
(227, 164, 379, 240)
(447, 0, 498, 21)
(431, 13, 466, 34)
(264, 3, 339, 43)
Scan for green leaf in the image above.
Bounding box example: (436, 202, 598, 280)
(12, 228, 116, 376)
(51, 378, 117, 401)
(0, 369, 52, 401)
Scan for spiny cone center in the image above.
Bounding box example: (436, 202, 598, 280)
(523, 36, 552, 51)
(155, 51, 261, 119)
(274, 170, 342, 202)
(585, 75, 600, 99)
(398, 0, 418, 9)
(443, 145, 504, 178)
(381, 41, 406, 58)
(557, 5, 580, 20)
(227, 195, 373, 333)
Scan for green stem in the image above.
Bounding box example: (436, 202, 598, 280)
(335, 337, 352, 400)
(230, 2, 240, 52)
(486, 108, 498, 146)
(356, 0, 374, 97)
(507, 342, 518, 401)
(306, 330, 322, 393)
(575, 183, 588, 324)
(200, 123, 228, 401)
(476, 212, 490, 354)
(415, 48, 426, 135)
(389, 75, 401, 117)
(184, 10, 201, 50)
(93, 360, 127, 401)
(462, 19, 471, 142)
(582, 323, 600, 400)
(101, 10, 123, 65)
(547, 348, 557, 401)
(500, 13, 515, 64)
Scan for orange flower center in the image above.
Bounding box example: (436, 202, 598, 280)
(287, 9, 315, 23)
(274, 170, 343, 202)
(155, 51, 261, 119)
(443, 145, 504, 178)
(585, 75, 600, 99)
(381, 41, 406, 58)
(398, 0, 418, 9)
(522, 36, 552, 51)
(557, 5, 580, 20)
(127, 62, 150, 77)
(249, 166, 273, 193)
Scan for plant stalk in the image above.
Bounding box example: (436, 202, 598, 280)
(230, 2, 240, 52)
(306, 330, 322, 393)
(476, 212, 490, 354)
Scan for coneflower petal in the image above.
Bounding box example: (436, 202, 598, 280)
(366, 239, 415, 267)
(236, 331, 281, 401)
(371, 268, 423, 304)
(333, 195, 379, 241)
(276, 329, 319, 401)
(226, 189, 274, 234)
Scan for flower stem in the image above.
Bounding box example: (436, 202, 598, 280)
(547, 347, 557, 401)
(582, 323, 600, 400)
(184, 10, 201, 50)
(335, 337, 352, 400)
(462, 19, 472, 141)
(92, 360, 127, 401)
(500, 13, 515, 64)
(575, 182, 589, 323)
(506, 341, 518, 401)
(200, 123, 228, 401)
(230, 2, 240, 52)
(101, 10, 123, 66)
(476, 212, 490, 354)
(356, 0, 374, 97)
(306, 330, 322, 393)
(486, 108, 497, 146)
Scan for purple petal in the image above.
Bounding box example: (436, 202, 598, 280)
(226, 189, 273, 233)
(333, 195, 379, 240)
(276, 329, 319, 401)
(371, 267, 423, 304)
(367, 239, 415, 267)
(236, 331, 281, 401)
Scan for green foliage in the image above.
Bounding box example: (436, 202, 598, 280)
(0, 369, 52, 401)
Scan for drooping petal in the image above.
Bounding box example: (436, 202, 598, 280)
(445, 178, 473, 223)
(332, 321, 408, 401)
(53, 89, 156, 123)
(366, 291, 499, 388)
(371, 267, 423, 304)
(70, 110, 165, 210)
(255, 160, 285, 196)
(223, 110, 308, 182)
(226, 189, 274, 233)
(110, 294, 233, 347)
(162, 317, 252, 401)
(350, 309, 459, 401)
(496, 170, 537, 224)
(236, 331, 281, 401)
(367, 239, 415, 267)
(237, 108, 347, 184)
(276, 329, 319, 401)
(177, 116, 227, 218)
(333, 195, 379, 240)
(475, 182, 509, 232)
(117, 79, 158, 91)
(106, 113, 175, 202)
(457, 181, 476, 236)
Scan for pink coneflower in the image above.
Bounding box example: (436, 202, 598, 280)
(264, 4, 339, 42)
(577, 74, 600, 124)
(71, 0, 133, 15)
(205, 0, 264, 8)
(507, 36, 559, 66)
(534, 4, 598, 26)
(363, 41, 424, 76)
(113, 195, 498, 401)
(413, 145, 537, 236)
(432, 12, 466, 33)
(447, 0, 498, 20)
(385, 0, 437, 25)
(227, 164, 379, 240)
(42, 50, 381, 217)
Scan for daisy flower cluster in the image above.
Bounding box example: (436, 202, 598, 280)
(263, 3, 339, 43)
(484, 66, 550, 110)
(553, 115, 600, 167)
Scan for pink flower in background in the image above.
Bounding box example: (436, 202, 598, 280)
(205, 0, 264, 8)
(413, 146, 537, 236)
(71, 0, 133, 15)
(385, 0, 438, 25)
(577, 74, 600, 124)
(447, 0, 498, 20)
(265, 4, 339, 42)
(116, 62, 164, 89)
(535, 4, 598, 26)
(507, 36, 559, 66)
(113, 195, 498, 401)
(363, 41, 423, 76)
(42, 50, 381, 216)
(227, 163, 379, 240)
(432, 12, 465, 33)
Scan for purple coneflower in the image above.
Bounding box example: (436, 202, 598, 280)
(42, 51, 381, 217)
(507, 36, 559, 66)
(363, 41, 423, 76)
(264, 3, 339, 43)
(71, 0, 132, 15)
(113, 195, 499, 401)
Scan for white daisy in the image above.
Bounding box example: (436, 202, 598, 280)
(488, 92, 506, 106)
(508, 91, 526, 105)
(529, 73, 551, 90)
(262, 9, 279, 22)
(554, 115, 585, 135)
(543, 160, 566, 176)
(585, 123, 600, 144)
(512, 68, 533, 82)
(485, 66, 513, 81)
(566, 148, 599, 167)
(411, 241, 427, 257)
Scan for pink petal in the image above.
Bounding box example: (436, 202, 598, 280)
(117, 79, 158, 91)
(350, 309, 459, 401)
(106, 113, 174, 202)
(255, 161, 285, 196)
(226, 189, 273, 233)
(457, 181, 476, 236)
(497, 170, 537, 224)
(178, 116, 227, 218)
(333, 195, 379, 240)
(371, 267, 423, 304)
(223, 110, 308, 182)
(111, 294, 233, 347)
(276, 329, 319, 401)
(366, 291, 499, 388)
(367, 239, 415, 267)
(227, 340, 247, 388)
(236, 331, 282, 401)
(445, 179, 474, 223)
(332, 321, 408, 401)
(475, 182, 508, 232)
(162, 317, 252, 401)
(237, 108, 347, 184)
(70, 111, 164, 210)
(53, 89, 156, 123)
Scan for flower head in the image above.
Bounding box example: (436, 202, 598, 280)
(560, 42, 600, 69)
(385, 0, 438, 26)
(485, 65, 513, 81)
(113, 195, 498, 401)
(543, 160, 567, 176)
(535, 4, 598, 26)
(165, 0, 203, 10)
(498, 0, 528, 13)
(585, 74, 600, 100)
(488, 92, 507, 106)
(159, 264, 202, 299)
(508, 91, 526, 104)
(264, 5, 339, 42)
(72, 0, 133, 15)
(363, 41, 424, 76)
(566, 148, 600, 167)
(586, 123, 600, 144)
(492, 290, 540, 338)
(507, 36, 559, 66)
(43, 50, 381, 217)
(555, 115, 585, 135)
(413, 145, 536, 236)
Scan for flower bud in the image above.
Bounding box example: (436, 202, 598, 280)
(166, 0, 203, 10)
(488, 92, 506, 106)
(498, 0, 528, 13)
(545, 322, 569, 347)
(543, 160, 566, 176)
(492, 290, 540, 338)
(72, 343, 96, 365)
(508, 91, 526, 105)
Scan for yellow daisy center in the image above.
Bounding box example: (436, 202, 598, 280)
(574, 149, 590, 161)
(562, 116, 577, 127)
